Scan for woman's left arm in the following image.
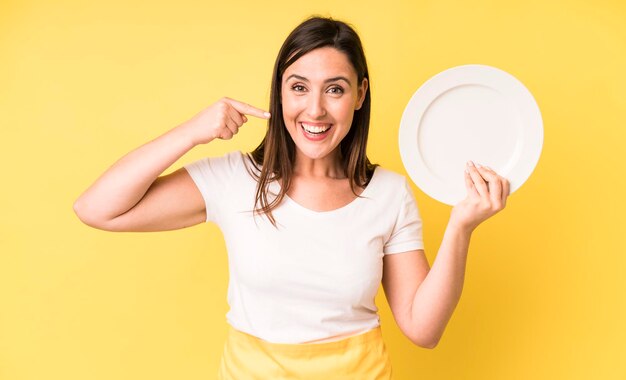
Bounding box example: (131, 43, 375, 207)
(382, 161, 510, 349)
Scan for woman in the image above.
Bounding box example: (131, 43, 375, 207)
(74, 16, 509, 379)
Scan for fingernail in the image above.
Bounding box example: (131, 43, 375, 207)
(475, 162, 482, 168)
(264, 112, 271, 118)
(467, 160, 475, 167)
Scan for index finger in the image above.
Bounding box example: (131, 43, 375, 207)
(223, 97, 271, 119)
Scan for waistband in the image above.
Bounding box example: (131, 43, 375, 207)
(226, 325, 384, 354)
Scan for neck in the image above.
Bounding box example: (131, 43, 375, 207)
(293, 149, 345, 179)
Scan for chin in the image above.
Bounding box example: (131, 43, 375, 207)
(295, 144, 340, 161)
(299, 150, 329, 160)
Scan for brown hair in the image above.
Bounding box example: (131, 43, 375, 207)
(247, 16, 377, 226)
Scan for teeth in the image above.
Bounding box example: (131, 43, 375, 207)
(301, 123, 330, 134)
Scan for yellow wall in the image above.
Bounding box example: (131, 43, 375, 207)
(1, 0, 625, 379)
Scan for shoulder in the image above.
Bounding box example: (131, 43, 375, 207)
(184, 150, 245, 173)
(360, 166, 415, 209)
(371, 166, 412, 194)
(182, 151, 253, 193)
(373, 165, 406, 182)
(213, 150, 246, 168)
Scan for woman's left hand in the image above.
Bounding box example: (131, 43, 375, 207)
(449, 161, 511, 233)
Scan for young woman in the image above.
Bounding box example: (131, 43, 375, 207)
(74, 16, 509, 379)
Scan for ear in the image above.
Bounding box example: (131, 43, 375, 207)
(355, 77, 368, 110)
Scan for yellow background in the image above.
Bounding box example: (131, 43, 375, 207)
(1, 0, 625, 379)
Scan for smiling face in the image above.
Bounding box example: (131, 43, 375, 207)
(281, 46, 368, 165)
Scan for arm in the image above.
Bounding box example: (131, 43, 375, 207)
(382, 225, 470, 349)
(73, 97, 270, 232)
(382, 162, 510, 348)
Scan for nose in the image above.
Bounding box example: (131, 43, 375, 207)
(306, 93, 327, 119)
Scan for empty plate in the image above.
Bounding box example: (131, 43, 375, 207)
(398, 64, 543, 205)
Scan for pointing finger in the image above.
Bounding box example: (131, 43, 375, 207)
(222, 97, 271, 119)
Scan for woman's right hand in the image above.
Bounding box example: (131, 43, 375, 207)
(74, 97, 271, 232)
(183, 97, 271, 145)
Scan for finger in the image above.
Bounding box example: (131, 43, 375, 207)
(219, 128, 234, 140)
(219, 109, 238, 135)
(224, 116, 239, 135)
(476, 165, 502, 206)
(501, 176, 510, 205)
(484, 166, 510, 206)
(464, 168, 479, 198)
(226, 104, 245, 127)
(467, 161, 488, 198)
(222, 97, 271, 119)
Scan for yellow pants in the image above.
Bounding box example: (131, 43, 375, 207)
(218, 325, 393, 379)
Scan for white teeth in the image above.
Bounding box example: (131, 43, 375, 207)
(301, 123, 330, 134)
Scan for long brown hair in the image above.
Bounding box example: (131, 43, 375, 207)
(247, 16, 377, 226)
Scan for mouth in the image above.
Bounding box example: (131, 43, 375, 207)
(300, 122, 332, 139)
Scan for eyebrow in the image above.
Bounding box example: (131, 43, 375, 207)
(285, 74, 352, 87)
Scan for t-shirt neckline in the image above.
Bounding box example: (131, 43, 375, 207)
(238, 151, 380, 217)
(283, 167, 379, 217)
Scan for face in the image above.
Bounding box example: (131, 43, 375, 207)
(281, 46, 368, 163)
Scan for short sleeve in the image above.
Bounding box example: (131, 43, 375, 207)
(183, 151, 242, 223)
(383, 178, 425, 254)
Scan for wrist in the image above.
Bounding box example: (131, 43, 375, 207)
(446, 219, 475, 237)
(175, 120, 212, 147)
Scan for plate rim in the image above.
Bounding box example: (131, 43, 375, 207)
(398, 64, 544, 205)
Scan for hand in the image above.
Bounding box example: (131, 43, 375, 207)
(182, 97, 271, 145)
(449, 161, 511, 233)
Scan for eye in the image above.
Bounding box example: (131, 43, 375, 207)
(328, 86, 344, 94)
(291, 84, 306, 92)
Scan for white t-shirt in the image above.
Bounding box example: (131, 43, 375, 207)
(184, 151, 424, 344)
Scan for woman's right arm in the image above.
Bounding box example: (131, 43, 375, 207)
(73, 97, 270, 232)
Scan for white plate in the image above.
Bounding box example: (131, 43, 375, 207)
(398, 64, 543, 205)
